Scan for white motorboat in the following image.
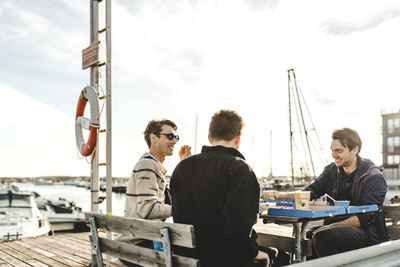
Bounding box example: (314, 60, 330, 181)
(35, 194, 88, 232)
(0, 188, 51, 241)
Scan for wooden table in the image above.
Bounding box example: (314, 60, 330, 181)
(259, 213, 370, 262)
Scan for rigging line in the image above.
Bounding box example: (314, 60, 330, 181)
(298, 84, 329, 163)
(308, 136, 325, 171)
(289, 72, 309, 172)
(301, 126, 329, 165)
(97, 83, 106, 121)
(293, 138, 310, 177)
(76, 146, 85, 160)
(292, 70, 316, 177)
(83, 147, 95, 165)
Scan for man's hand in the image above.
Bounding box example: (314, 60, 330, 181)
(313, 216, 360, 235)
(312, 224, 335, 235)
(179, 145, 192, 160)
(253, 250, 270, 267)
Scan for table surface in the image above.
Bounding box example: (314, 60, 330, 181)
(260, 211, 375, 224)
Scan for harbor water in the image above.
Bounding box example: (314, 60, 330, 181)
(13, 182, 126, 216)
(12, 182, 400, 216)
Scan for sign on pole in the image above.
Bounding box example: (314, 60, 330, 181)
(82, 42, 99, 69)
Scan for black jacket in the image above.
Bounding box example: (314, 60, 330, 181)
(170, 145, 260, 267)
(305, 156, 388, 245)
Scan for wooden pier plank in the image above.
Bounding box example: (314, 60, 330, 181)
(5, 240, 62, 267)
(0, 248, 31, 267)
(24, 259, 49, 267)
(0, 243, 32, 262)
(50, 234, 91, 253)
(37, 236, 91, 258)
(42, 234, 91, 253)
(0, 233, 92, 267)
(21, 238, 85, 266)
(22, 237, 90, 265)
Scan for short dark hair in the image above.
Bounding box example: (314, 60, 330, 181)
(144, 119, 177, 148)
(209, 110, 244, 141)
(332, 128, 362, 155)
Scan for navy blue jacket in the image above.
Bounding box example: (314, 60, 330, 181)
(305, 156, 388, 245)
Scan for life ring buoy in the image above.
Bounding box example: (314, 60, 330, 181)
(75, 86, 100, 156)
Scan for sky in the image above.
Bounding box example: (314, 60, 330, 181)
(1, 0, 400, 178)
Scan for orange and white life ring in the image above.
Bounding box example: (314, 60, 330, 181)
(75, 86, 100, 157)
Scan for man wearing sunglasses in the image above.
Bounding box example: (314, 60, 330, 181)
(124, 119, 191, 235)
(170, 110, 270, 267)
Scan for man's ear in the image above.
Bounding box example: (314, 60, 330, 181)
(235, 135, 240, 143)
(352, 146, 359, 156)
(235, 134, 241, 148)
(208, 135, 212, 144)
(150, 133, 157, 144)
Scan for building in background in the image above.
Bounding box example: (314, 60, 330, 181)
(382, 110, 400, 180)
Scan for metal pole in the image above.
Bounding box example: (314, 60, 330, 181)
(105, 0, 112, 218)
(288, 69, 295, 190)
(90, 1, 100, 266)
(269, 129, 273, 177)
(90, 0, 100, 214)
(194, 114, 198, 154)
(105, 1, 112, 266)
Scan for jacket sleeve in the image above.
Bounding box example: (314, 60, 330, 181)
(135, 160, 171, 220)
(356, 170, 387, 228)
(222, 161, 260, 260)
(304, 164, 334, 200)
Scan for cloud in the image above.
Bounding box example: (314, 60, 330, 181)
(321, 6, 400, 35)
(310, 91, 336, 107)
(0, 84, 88, 177)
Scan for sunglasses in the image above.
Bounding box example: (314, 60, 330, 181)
(159, 133, 180, 141)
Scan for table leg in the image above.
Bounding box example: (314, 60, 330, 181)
(292, 223, 301, 262)
(300, 221, 309, 261)
(292, 221, 309, 262)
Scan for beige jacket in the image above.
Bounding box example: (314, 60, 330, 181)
(124, 152, 171, 220)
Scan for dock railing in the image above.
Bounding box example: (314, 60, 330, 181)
(289, 204, 400, 266)
(289, 239, 400, 266)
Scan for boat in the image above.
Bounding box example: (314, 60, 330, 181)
(35, 193, 89, 232)
(0, 187, 51, 241)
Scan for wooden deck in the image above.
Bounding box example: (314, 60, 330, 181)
(0, 220, 320, 267)
(0, 232, 92, 267)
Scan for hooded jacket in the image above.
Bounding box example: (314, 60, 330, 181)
(305, 156, 388, 245)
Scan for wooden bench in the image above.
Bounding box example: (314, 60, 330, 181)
(383, 204, 400, 240)
(84, 212, 199, 267)
(253, 221, 313, 257)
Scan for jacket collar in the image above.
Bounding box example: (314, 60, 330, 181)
(356, 156, 376, 177)
(201, 145, 245, 160)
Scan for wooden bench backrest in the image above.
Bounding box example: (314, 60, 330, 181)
(84, 212, 199, 267)
(383, 205, 400, 240)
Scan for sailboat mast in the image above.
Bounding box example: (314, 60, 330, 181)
(194, 114, 198, 154)
(288, 69, 295, 190)
(292, 70, 316, 177)
(269, 129, 273, 178)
